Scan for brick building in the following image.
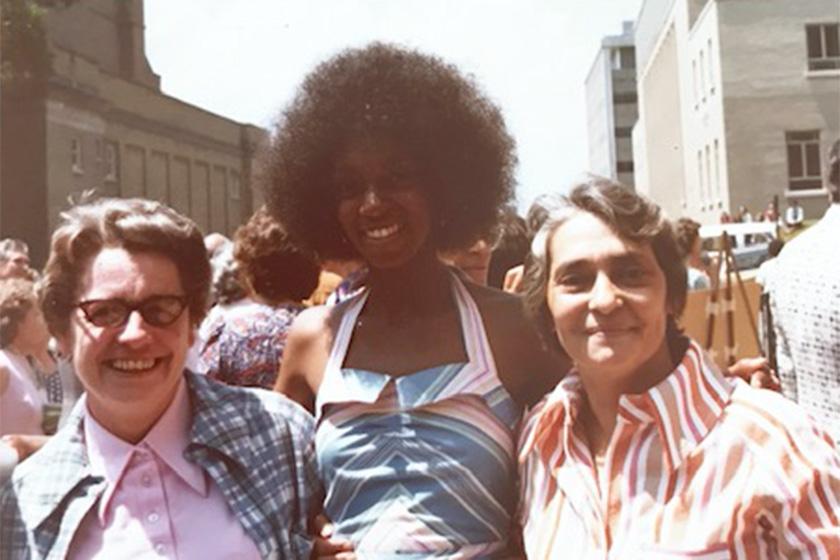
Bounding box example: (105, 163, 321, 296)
(1, 0, 266, 265)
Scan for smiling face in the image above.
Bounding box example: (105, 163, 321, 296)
(60, 247, 193, 440)
(546, 212, 673, 388)
(334, 141, 433, 270)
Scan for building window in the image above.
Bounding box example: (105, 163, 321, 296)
(707, 39, 715, 94)
(786, 131, 822, 190)
(806, 23, 840, 71)
(713, 139, 721, 199)
(71, 138, 83, 174)
(615, 127, 633, 138)
(698, 150, 705, 204)
(613, 92, 637, 104)
(692, 59, 699, 108)
(229, 171, 241, 201)
(104, 142, 119, 182)
(616, 161, 634, 173)
(699, 49, 706, 102)
(704, 145, 711, 205)
(612, 47, 635, 70)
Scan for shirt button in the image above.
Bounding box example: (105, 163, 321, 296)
(147, 511, 160, 523)
(141, 475, 152, 487)
(154, 543, 166, 554)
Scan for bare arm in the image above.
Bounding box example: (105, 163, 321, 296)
(274, 306, 333, 413)
(0, 366, 8, 396)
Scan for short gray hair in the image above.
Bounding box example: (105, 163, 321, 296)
(523, 177, 687, 350)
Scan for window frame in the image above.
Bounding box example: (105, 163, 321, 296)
(785, 130, 823, 191)
(71, 138, 84, 175)
(805, 23, 840, 71)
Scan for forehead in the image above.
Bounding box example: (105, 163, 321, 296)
(548, 212, 656, 268)
(79, 247, 182, 299)
(334, 140, 418, 173)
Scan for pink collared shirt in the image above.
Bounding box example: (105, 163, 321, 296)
(67, 379, 260, 559)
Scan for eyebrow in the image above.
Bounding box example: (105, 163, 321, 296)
(552, 250, 653, 275)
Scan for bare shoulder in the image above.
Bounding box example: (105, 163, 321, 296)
(463, 283, 569, 406)
(274, 303, 346, 411)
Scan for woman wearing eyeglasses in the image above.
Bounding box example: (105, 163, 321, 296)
(1, 197, 319, 559)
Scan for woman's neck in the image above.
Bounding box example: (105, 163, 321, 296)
(577, 338, 677, 457)
(364, 251, 452, 320)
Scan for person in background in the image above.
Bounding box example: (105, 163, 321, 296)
(755, 238, 785, 292)
(200, 207, 320, 389)
(519, 178, 840, 557)
(309, 259, 365, 306)
(762, 200, 780, 223)
(487, 209, 529, 290)
(784, 198, 805, 229)
(502, 194, 557, 294)
(769, 139, 840, 445)
(439, 234, 499, 286)
(1, 197, 317, 559)
(0, 279, 61, 485)
(0, 239, 35, 281)
(737, 204, 753, 222)
(268, 42, 564, 557)
(674, 217, 714, 290)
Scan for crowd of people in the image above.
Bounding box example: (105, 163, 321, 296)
(1, 42, 839, 559)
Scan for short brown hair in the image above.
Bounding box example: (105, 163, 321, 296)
(673, 217, 702, 261)
(233, 207, 319, 303)
(39, 197, 211, 337)
(0, 279, 37, 348)
(523, 177, 687, 350)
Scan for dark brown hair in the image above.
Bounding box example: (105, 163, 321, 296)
(233, 207, 320, 303)
(263, 42, 516, 260)
(673, 217, 702, 261)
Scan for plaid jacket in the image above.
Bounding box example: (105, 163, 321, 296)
(0, 372, 318, 559)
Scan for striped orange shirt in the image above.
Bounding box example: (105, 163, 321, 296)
(518, 339, 840, 559)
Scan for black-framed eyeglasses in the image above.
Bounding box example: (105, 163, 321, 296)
(76, 295, 188, 328)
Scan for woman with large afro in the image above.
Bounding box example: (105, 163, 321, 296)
(268, 42, 568, 557)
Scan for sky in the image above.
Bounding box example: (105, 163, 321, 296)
(144, 0, 642, 212)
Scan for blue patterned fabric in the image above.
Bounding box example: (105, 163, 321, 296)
(316, 275, 522, 557)
(0, 372, 318, 560)
(200, 300, 304, 389)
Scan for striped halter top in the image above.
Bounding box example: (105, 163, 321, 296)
(315, 274, 522, 558)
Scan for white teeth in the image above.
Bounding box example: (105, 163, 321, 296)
(366, 224, 400, 239)
(110, 359, 156, 372)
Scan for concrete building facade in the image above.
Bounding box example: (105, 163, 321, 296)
(1, 0, 265, 264)
(633, 0, 840, 223)
(585, 20, 639, 188)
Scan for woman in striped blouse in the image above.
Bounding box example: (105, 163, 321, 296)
(519, 177, 840, 558)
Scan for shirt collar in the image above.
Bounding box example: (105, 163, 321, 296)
(84, 378, 208, 523)
(520, 340, 735, 473)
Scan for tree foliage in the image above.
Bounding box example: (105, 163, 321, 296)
(0, 0, 51, 89)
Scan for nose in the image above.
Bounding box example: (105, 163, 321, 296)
(588, 272, 622, 314)
(116, 310, 152, 346)
(358, 185, 385, 215)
